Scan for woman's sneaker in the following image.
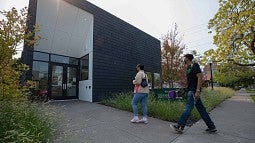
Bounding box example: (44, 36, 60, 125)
(205, 128, 217, 133)
(139, 117, 148, 124)
(130, 117, 140, 123)
(170, 124, 184, 133)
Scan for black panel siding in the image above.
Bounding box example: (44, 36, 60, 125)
(92, 12, 160, 100)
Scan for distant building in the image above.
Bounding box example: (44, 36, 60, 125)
(203, 63, 218, 86)
(21, 0, 161, 102)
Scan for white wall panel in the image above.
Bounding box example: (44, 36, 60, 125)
(69, 36, 85, 55)
(79, 80, 92, 102)
(35, 0, 93, 58)
(51, 30, 70, 56)
(36, 0, 58, 29)
(89, 52, 93, 80)
(73, 11, 89, 38)
(34, 26, 54, 53)
(56, 1, 77, 33)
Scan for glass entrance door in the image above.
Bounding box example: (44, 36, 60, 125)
(50, 64, 78, 99)
(66, 67, 78, 97)
(51, 65, 63, 98)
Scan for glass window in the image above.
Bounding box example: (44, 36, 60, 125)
(32, 61, 49, 90)
(33, 51, 49, 61)
(69, 57, 79, 65)
(67, 67, 77, 97)
(80, 54, 89, 80)
(50, 54, 78, 65)
(51, 54, 69, 64)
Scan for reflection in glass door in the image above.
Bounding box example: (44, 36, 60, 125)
(50, 64, 78, 99)
(67, 67, 77, 97)
(51, 65, 63, 97)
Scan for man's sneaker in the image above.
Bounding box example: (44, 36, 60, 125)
(170, 124, 183, 133)
(130, 117, 140, 123)
(205, 128, 217, 133)
(139, 118, 148, 124)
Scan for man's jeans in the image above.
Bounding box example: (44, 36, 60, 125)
(177, 91, 216, 129)
(131, 93, 149, 117)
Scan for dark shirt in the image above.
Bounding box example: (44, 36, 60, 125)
(186, 63, 201, 91)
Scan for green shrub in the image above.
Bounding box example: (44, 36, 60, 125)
(147, 99, 185, 122)
(101, 87, 234, 123)
(251, 95, 255, 102)
(246, 89, 255, 93)
(0, 100, 56, 143)
(102, 92, 133, 112)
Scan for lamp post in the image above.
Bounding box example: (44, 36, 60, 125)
(208, 58, 213, 90)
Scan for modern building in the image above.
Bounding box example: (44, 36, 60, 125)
(21, 0, 161, 102)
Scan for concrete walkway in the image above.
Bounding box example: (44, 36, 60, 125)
(49, 90, 255, 143)
(172, 90, 255, 143)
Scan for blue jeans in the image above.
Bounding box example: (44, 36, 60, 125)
(177, 91, 216, 129)
(131, 93, 149, 117)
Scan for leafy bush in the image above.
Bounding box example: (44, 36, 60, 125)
(0, 7, 57, 142)
(101, 87, 234, 123)
(0, 100, 56, 143)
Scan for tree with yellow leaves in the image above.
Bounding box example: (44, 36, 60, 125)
(0, 7, 39, 99)
(206, 0, 255, 66)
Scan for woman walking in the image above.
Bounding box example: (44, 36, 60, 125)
(131, 64, 149, 123)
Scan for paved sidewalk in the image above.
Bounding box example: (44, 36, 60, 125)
(48, 90, 255, 143)
(172, 90, 255, 143)
(49, 101, 182, 143)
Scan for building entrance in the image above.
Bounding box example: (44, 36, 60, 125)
(49, 63, 78, 100)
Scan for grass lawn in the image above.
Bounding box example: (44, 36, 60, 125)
(101, 87, 235, 123)
(246, 89, 255, 93)
(251, 95, 255, 102)
(245, 89, 255, 102)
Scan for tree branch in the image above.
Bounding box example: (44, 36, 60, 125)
(228, 59, 255, 66)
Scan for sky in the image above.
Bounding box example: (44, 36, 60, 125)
(0, 0, 219, 56)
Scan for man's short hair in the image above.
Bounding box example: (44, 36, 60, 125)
(184, 54, 194, 61)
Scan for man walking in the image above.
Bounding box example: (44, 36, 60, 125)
(170, 54, 217, 133)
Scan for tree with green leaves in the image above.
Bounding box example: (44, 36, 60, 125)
(161, 24, 186, 88)
(207, 0, 255, 66)
(214, 63, 255, 88)
(0, 7, 39, 99)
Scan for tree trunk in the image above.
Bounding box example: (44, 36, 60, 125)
(251, 33, 255, 55)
